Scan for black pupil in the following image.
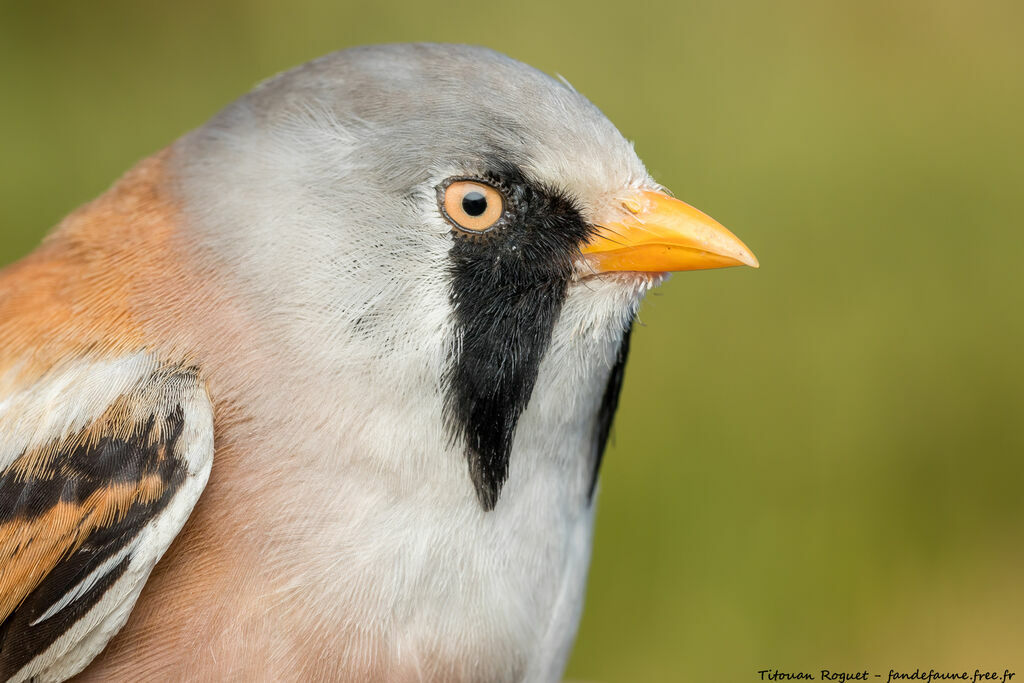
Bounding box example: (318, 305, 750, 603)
(462, 191, 488, 217)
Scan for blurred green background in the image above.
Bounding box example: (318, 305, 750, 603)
(2, 1, 1023, 680)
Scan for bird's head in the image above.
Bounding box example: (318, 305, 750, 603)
(170, 43, 757, 509)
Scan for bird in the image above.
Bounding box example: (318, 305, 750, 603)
(0, 43, 757, 682)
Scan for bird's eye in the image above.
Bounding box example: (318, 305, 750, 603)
(439, 180, 504, 233)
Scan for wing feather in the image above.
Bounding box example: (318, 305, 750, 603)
(0, 357, 213, 682)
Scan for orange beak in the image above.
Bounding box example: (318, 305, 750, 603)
(582, 189, 758, 273)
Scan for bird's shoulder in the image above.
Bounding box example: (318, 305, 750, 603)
(0, 351, 214, 682)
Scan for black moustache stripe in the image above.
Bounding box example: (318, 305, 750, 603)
(588, 320, 634, 501)
(444, 163, 593, 510)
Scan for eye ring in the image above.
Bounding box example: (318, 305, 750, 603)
(437, 179, 505, 234)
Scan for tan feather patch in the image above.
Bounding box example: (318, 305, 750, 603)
(0, 480, 166, 623)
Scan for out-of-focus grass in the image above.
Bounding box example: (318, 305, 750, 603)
(2, 1, 1022, 680)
